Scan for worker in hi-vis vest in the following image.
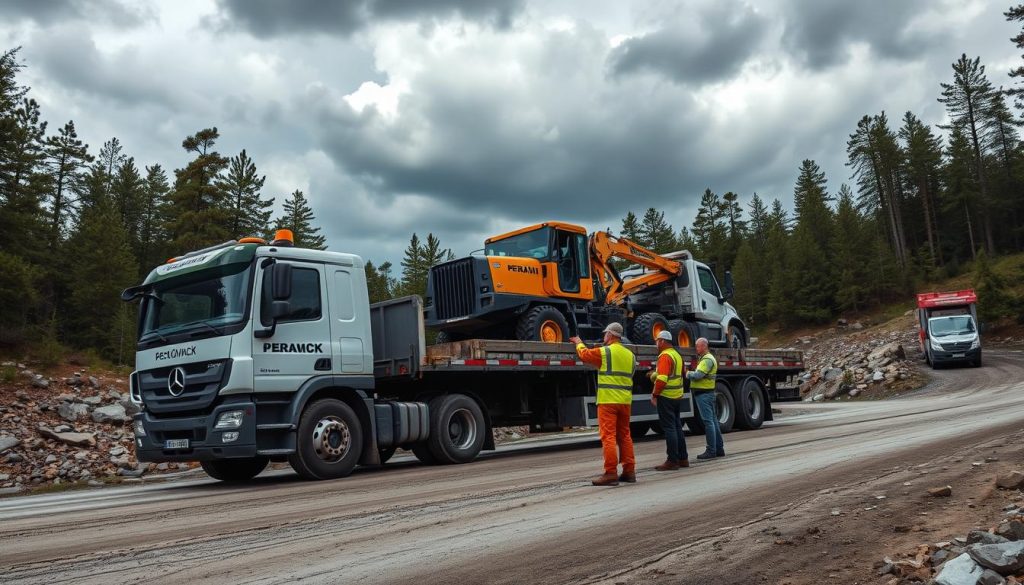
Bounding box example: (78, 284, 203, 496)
(689, 337, 724, 459)
(571, 322, 637, 486)
(649, 330, 689, 470)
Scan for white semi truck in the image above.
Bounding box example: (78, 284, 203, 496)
(122, 233, 805, 482)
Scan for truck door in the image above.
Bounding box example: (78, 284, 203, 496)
(327, 265, 373, 375)
(552, 230, 592, 299)
(252, 261, 333, 392)
(694, 265, 727, 342)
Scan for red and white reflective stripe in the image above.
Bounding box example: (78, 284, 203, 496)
(444, 359, 803, 369)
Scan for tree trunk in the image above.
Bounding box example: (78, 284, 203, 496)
(965, 202, 977, 260)
(919, 178, 936, 264)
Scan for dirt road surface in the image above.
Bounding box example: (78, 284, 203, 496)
(3, 350, 1024, 584)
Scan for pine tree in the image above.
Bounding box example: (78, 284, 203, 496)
(691, 189, 728, 269)
(112, 157, 146, 257)
(217, 149, 273, 238)
(620, 211, 641, 243)
(847, 114, 908, 267)
(938, 54, 998, 254)
(398, 233, 452, 298)
(638, 207, 677, 253)
(365, 260, 396, 304)
(274, 189, 326, 249)
(138, 164, 170, 272)
(831, 185, 869, 312)
(943, 124, 982, 260)
(0, 97, 47, 261)
(899, 112, 944, 265)
(79, 138, 124, 211)
(730, 241, 759, 324)
(982, 90, 1023, 251)
(973, 249, 1013, 322)
(1004, 5, 1024, 110)
(166, 128, 231, 252)
(43, 120, 91, 249)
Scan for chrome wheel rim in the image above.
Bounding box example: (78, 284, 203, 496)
(312, 416, 351, 462)
(448, 408, 478, 450)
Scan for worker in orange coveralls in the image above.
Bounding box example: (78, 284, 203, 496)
(570, 322, 637, 486)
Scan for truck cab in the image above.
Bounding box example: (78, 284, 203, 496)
(917, 290, 982, 368)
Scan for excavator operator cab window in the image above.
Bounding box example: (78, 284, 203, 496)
(485, 227, 551, 259)
(554, 230, 585, 293)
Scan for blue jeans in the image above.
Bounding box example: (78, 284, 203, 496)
(694, 391, 724, 455)
(657, 395, 688, 462)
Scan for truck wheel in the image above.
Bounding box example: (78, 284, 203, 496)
(629, 421, 650, 439)
(289, 398, 363, 480)
(516, 306, 570, 343)
(715, 383, 736, 433)
(200, 457, 269, 482)
(668, 320, 698, 349)
(972, 351, 983, 367)
(411, 442, 437, 465)
(731, 377, 766, 430)
(728, 324, 746, 349)
(632, 313, 669, 344)
(427, 394, 486, 464)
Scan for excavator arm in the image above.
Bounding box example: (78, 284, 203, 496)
(589, 231, 682, 306)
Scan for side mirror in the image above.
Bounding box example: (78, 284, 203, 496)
(272, 263, 292, 300)
(270, 300, 291, 319)
(723, 270, 735, 300)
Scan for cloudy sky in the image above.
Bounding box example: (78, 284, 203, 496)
(1, 0, 1020, 266)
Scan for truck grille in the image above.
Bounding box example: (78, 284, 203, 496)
(431, 258, 476, 320)
(941, 341, 972, 352)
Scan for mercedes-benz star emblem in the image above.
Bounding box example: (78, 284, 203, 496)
(167, 367, 187, 397)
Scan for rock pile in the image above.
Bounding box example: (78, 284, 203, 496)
(795, 320, 923, 401)
(0, 362, 190, 494)
(878, 471, 1024, 585)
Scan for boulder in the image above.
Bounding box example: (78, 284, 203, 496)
(824, 380, 849, 400)
(996, 471, 1024, 490)
(969, 531, 1010, 545)
(928, 485, 953, 497)
(996, 521, 1024, 541)
(872, 370, 885, 382)
(968, 540, 1024, 574)
(91, 404, 129, 424)
(82, 395, 103, 406)
(822, 367, 844, 381)
(0, 435, 19, 454)
(31, 376, 49, 389)
(978, 569, 1007, 585)
(57, 402, 90, 422)
(37, 427, 96, 448)
(935, 553, 984, 585)
(119, 398, 141, 417)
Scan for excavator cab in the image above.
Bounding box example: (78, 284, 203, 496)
(482, 222, 593, 301)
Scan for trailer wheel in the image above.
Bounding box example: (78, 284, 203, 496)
(516, 306, 570, 343)
(731, 377, 766, 430)
(427, 394, 486, 464)
(715, 382, 736, 433)
(668, 320, 698, 348)
(289, 399, 363, 480)
(632, 313, 670, 344)
(200, 457, 269, 482)
(629, 421, 651, 439)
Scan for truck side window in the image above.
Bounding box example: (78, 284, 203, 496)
(697, 267, 721, 297)
(261, 267, 322, 325)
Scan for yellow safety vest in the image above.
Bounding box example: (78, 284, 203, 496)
(690, 352, 718, 391)
(597, 341, 636, 405)
(656, 347, 685, 399)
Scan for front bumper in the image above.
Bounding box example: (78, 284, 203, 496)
(134, 401, 258, 462)
(931, 346, 981, 364)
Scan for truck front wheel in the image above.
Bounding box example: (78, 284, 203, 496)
(290, 398, 364, 480)
(200, 457, 269, 481)
(427, 394, 486, 464)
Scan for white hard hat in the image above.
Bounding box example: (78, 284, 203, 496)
(656, 330, 673, 342)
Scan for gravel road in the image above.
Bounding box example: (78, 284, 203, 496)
(2, 350, 1023, 584)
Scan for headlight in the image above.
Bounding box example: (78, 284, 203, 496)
(970, 337, 980, 349)
(929, 338, 943, 351)
(215, 410, 244, 429)
(221, 432, 239, 443)
(133, 419, 147, 437)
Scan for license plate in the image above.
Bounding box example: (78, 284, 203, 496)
(952, 353, 965, 358)
(164, 439, 190, 449)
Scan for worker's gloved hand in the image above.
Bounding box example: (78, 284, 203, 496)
(569, 336, 583, 345)
(647, 370, 657, 382)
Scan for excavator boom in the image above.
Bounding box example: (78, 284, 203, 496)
(589, 231, 682, 306)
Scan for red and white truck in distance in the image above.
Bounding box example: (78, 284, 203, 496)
(121, 233, 805, 482)
(917, 289, 983, 368)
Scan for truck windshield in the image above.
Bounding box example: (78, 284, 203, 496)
(929, 315, 976, 337)
(139, 264, 252, 343)
(485, 228, 551, 259)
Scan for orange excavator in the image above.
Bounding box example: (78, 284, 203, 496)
(424, 221, 748, 347)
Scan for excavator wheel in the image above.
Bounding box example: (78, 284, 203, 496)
(516, 306, 570, 343)
(631, 313, 670, 344)
(668, 319, 698, 349)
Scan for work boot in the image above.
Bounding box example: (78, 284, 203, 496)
(618, 471, 637, 483)
(655, 460, 679, 471)
(696, 451, 717, 460)
(716, 451, 726, 457)
(679, 458, 690, 468)
(591, 473, 620, 486)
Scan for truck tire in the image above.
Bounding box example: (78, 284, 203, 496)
(516, 306, 570, 343)
(629, 421, 650, 439)
(715, 383, 736, 433)
(972, 351, 983, 367)
(200, 457, 269, 481)
(289, 398, 364, 480)
(728, 324, 746, 349)
(632, 313, 669, 344)
(731, 376, 766, 430)
(411, 442, 437, 465)
(427, 394, 486, 464)
(668, 320, 698, 349)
